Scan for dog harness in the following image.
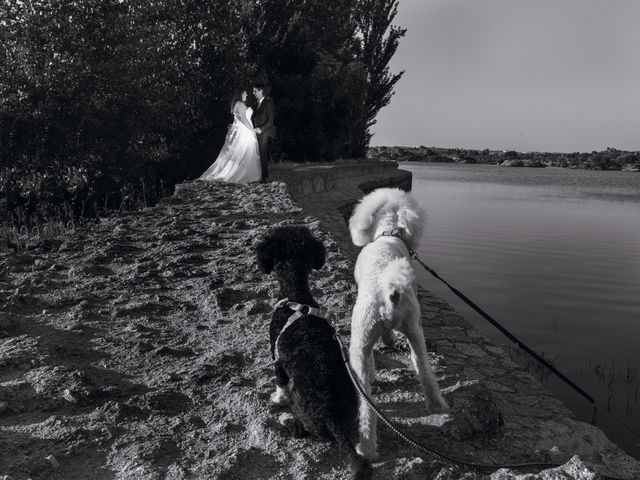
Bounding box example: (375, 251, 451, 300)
(374, 228, 404, 242)
(272, 298, 334, 361)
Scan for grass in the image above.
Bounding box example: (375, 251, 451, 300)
(0, 178, 172, 253)
(499, 341, 559, 383)
(502, 338, 640, 426)
(586, 359, 640, 416)
(1, 203, 80, 253)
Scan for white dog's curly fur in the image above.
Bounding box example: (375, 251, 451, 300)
(348, 188, 449, 460)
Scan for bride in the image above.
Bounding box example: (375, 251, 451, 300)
(199, 89, 261, 183)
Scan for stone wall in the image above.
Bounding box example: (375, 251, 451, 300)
(272, 159, 412, 197)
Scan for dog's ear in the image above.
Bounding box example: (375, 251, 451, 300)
(308, 237, 326, 270)
(397, 201, 425, 248)
(256, 236, 278, 273)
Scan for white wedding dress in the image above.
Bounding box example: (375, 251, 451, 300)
(199, 102, 261, 183)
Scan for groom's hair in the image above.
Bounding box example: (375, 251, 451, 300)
(254, 82, 270, 96)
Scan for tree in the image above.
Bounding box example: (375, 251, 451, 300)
(353, 0, 406, 156)
(248, 0, 367, 161)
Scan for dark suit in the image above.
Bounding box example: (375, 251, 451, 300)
(252, 97, 276, 181)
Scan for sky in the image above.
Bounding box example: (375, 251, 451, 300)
(371, 0, 640, 153)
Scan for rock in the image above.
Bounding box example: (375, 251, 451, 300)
(48, 263, 68, 271)
(62, 388, 78, 404)
(97, 401, 148, 422)
(500, 159, 525, 167)
(393, 457, 429, 480)
(138, 389, 193, 415)
(434, 466, 482, 480)
(491, 455, 600, 479)
(136, 341, 154, 353)
(247, 301, 270, 315)
(153, 346, 196, 357)
(45, 454, 60, 469)
(0, 313, 19, 337)
(277, 413, 304, 437)
(527, 161, 547, 168)
(0, 381, 36, 414)
(444, 381, 504, 440)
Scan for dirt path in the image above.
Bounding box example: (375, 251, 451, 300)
(1, 180, 639, 479)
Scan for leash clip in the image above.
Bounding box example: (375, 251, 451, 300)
(334, 333, 350, 362)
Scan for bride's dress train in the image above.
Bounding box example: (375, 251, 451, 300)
(199, 104, 261, 183)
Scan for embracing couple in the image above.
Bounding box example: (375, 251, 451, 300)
(199, 83, 275, 184)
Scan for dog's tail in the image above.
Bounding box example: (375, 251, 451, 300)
(349, 187, 425, 247)
(326, 420, 372, 480)
(380, 257, 415, 314)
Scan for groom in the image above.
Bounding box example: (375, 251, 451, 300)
(252, 83, 276, 182)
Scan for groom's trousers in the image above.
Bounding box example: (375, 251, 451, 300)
(257, 134, 272, 181)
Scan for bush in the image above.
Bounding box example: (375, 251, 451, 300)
(0, 0, 249, 219)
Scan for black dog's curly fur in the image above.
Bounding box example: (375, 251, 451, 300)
(257, 226, 371, 480)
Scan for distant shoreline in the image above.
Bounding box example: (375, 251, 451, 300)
(368, 145, 640, 171)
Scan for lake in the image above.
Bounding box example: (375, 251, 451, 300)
(405, 162, 640, 459)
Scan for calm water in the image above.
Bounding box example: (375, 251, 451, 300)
(405, 162, 640, 459)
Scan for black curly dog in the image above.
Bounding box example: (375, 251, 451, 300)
(257, 226, 372, 480)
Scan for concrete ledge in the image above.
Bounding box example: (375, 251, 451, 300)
(272, 159, 412, 196)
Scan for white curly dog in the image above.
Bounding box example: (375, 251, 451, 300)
(348, 188, 449, 460)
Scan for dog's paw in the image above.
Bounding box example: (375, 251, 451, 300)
(270, 386, 290, 406)
(278, 412, 294, 427)
(356, 443, 379, 462)
(426, 396, 450, 414)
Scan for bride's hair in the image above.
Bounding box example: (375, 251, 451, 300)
(229, 88, 245, 113)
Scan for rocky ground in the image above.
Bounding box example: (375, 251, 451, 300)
(1, 177, 640, 479)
